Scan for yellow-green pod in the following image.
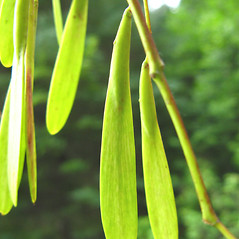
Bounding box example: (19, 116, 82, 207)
(0, 0, 16, 67)
(8, 0, 30, 205)
(139, 61, 178, 239)
(100, 8, 137, 239)
(46, 0, 88, 135)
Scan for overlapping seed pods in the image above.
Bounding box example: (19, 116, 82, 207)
(8, 0, 30, 206)
(46, 0, 88, 135)
(139, 60, 178, 239)
(0, 0, 38, 210)
(0, 87, 25, 214)
(100, 8, 137, 239)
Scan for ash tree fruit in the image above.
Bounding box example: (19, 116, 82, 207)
(0, 0, 237, 238)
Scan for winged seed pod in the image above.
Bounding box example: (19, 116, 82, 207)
(100, 8, 137, 239)
(8, 0, 30, 205)
(46, 0, 88, 135)
(0, 0, 16, 67)
(139, 61, 178, 239)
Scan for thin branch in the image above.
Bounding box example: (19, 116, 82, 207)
(215, 221, 237, 239)
(143, 0, 152, 33)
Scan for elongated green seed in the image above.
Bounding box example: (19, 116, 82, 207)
(100, 8, 137, 239)
(8, 0, 30, 205)
(139, 61, 178, 239)
(0, 0, 16, 67)
(46, 0, 88, 135)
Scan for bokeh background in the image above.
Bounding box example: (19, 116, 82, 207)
(0, 0, 239, 238)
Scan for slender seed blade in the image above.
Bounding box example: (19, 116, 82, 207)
(0, 0, 16, 67)
(139, 61, 178, 239)
(25, 0, 38, 204)
(25, 68, 37, 203)
(100, 8, 137, 239)
(46, 0, 88, 135)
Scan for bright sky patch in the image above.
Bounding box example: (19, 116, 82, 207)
(148, 0, 181, 11)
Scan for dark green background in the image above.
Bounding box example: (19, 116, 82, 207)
(0, 0, 238, 238)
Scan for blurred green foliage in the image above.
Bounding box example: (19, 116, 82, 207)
(0, 0, 238, 238)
